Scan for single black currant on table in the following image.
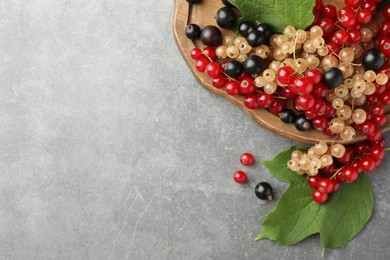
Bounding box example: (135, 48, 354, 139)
(295, 114, 313, 131)
(256, 23, 273, 41)
(362, 48, 385, 70)
(185, 24, 201, 40)
(279, 109, 296, 124)
(222, 0, 235, 7)
(322, 67, 343, 89)
(215, 7, 237, 29)
(238, 21, 254, 37)
(201, 26, 223, 47)
(246, 30, 265, 47)
(255, 182, 273, 201)
(186, 0, 202, 4)
(224, 60, 243, 77)
(243, 55, 264, 75)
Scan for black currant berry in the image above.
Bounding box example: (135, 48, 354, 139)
(279, 109, 296, 124)
(224, 60, 243, 77)
(216, 7, 237, 29)
(255, 182, 273, 201)
(186, 0, 203, 4)
(243, 55, 264, 76)
(246, 30, 265, 47)
(322, 67, 343, 89)
(238, 21, 254, 37)
(362, 48, 385, 70)
(201, 26, 223, 47)
(295, 114, 313, 131)
(256, 23, 273, 41)
(185, 24, 201, 40)
(222, 0, 235, 7)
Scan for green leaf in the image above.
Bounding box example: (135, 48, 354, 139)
(256, 146, 374, 248)
(229, 0, 316, 33)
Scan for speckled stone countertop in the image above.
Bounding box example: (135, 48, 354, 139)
(0, 1, 389, 259)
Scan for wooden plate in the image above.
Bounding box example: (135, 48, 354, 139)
(173, 0, 390, 144)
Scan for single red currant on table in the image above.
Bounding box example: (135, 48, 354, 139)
(233, 170, 247, 184)
(240, 153, 254, 166)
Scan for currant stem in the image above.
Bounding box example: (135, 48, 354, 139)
(385, 148, 390, 151)
(331, 165, 346, 180)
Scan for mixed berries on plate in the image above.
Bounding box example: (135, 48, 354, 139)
(185, 0, 389, 204)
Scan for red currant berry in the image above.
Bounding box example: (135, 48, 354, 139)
(370, 145, 385, 161)
(342, 166, 359, 182)
(351, 160, 363, 174)
(312, 189, 328, 204)
(281, 86, 298, 99)
(354, 141, 370, 156)
(318, 178, 335, 193)
(344, 0, 360, 9)
(312, 116, 329, 131)
(357, 8, 372, 24)
(233, 171, 247, 184)
(378, 36, 390, 56)
(203, 47, 217, 61)
(322, 4, 337, 18)
(304, 69, 323, 84)
(348, 29, 362, 44)
(331, 30, 350, 45)
(372, 137, 386, 148)
(337, 146, 353, 164)
(191, 48, 203, 60)
(311, 99, 327, 115)
(323, 127, 335, 137)
(240, 153, 254, 166)
(225, 81, 240, 96)
(196, 57, 210, 72)
(268, 99, 286, 114)
(360, 155, 376, 172)
(379, 20, 390, 36)
(373, 114, 387, 126)
(367, 128, 382, 142)
(212, 75, 228, 89)
(294, 94, 316, 111)
(308, 175, 322, 189)
(332, 181, 341, 192)
(318, 18, 335, 36)
(361, 121, 375, 135)
(277, 66, 296, 85)
(362, 0, 376, 13)
(367, 95, 379, 105)
(312, 83, 327, 98)
(327, 42, 340, 54)
(379, 91, 390, 105)
(338, 8, 356, 28)
(257, 92, 275, 108)
(244, 94, 259, 109)
(206, 62, 223, 79)
(239, 78, 255, 95)
(384, 4, 390, 20)
(322, 163, 336, 175)
(292, 76, 313, 94)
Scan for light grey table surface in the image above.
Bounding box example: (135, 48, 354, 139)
(0, 0, 389, 259)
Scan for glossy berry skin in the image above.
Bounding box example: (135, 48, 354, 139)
(342, 166, 359, 182)
(254, 182, 273, 201)
(331, 30, 350, 45)
(322, 4, 337, 18)
(239, 78, 255, 95)
(292, 76, 313, 94)
(269, 99, 286, 114)
(318, 179, 335, 194)
(357, 8, 372, 24)
(224, 60, 243, 77)
(233, 171, 247, 184)
(312, 190, 328, 204)
(195, 57, 209, 72)
(279, 109, 296, 123)
(370, 145, 385, 161)
(240, 153, 254, 166)
(185, 24, 201, 40)
(348, 29, 362, 44)
(190, 48, 203, 60)
(277, 66, 296, 85)
(225, 81, 240, 96)
(238, 21, 254, 37)
(305, 69, 322, 84)
(212, 75, 228, 89)
(362, 48, 385, 70)
(246, 30, 265, 47)
(308, 175, 322, 189)
(322, 67, 343, 89)
(295, 114, 313, 131)
(216, 7, 237, 29)
(257, 93, 274, 108)
(319, 18, 335, 36)
(294, 94, 315, 111)
(201, 26, 223, 47)
(344, 0, 360, 9)
(243, 56, 264, 75)
(256, 23, 273, 41)
(360, 155, 376, 172)
(203, 47, 217, 61)
(244, 94, 258, 109)
(384, 4, 390, 20)
(206, 62, 223, 79)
